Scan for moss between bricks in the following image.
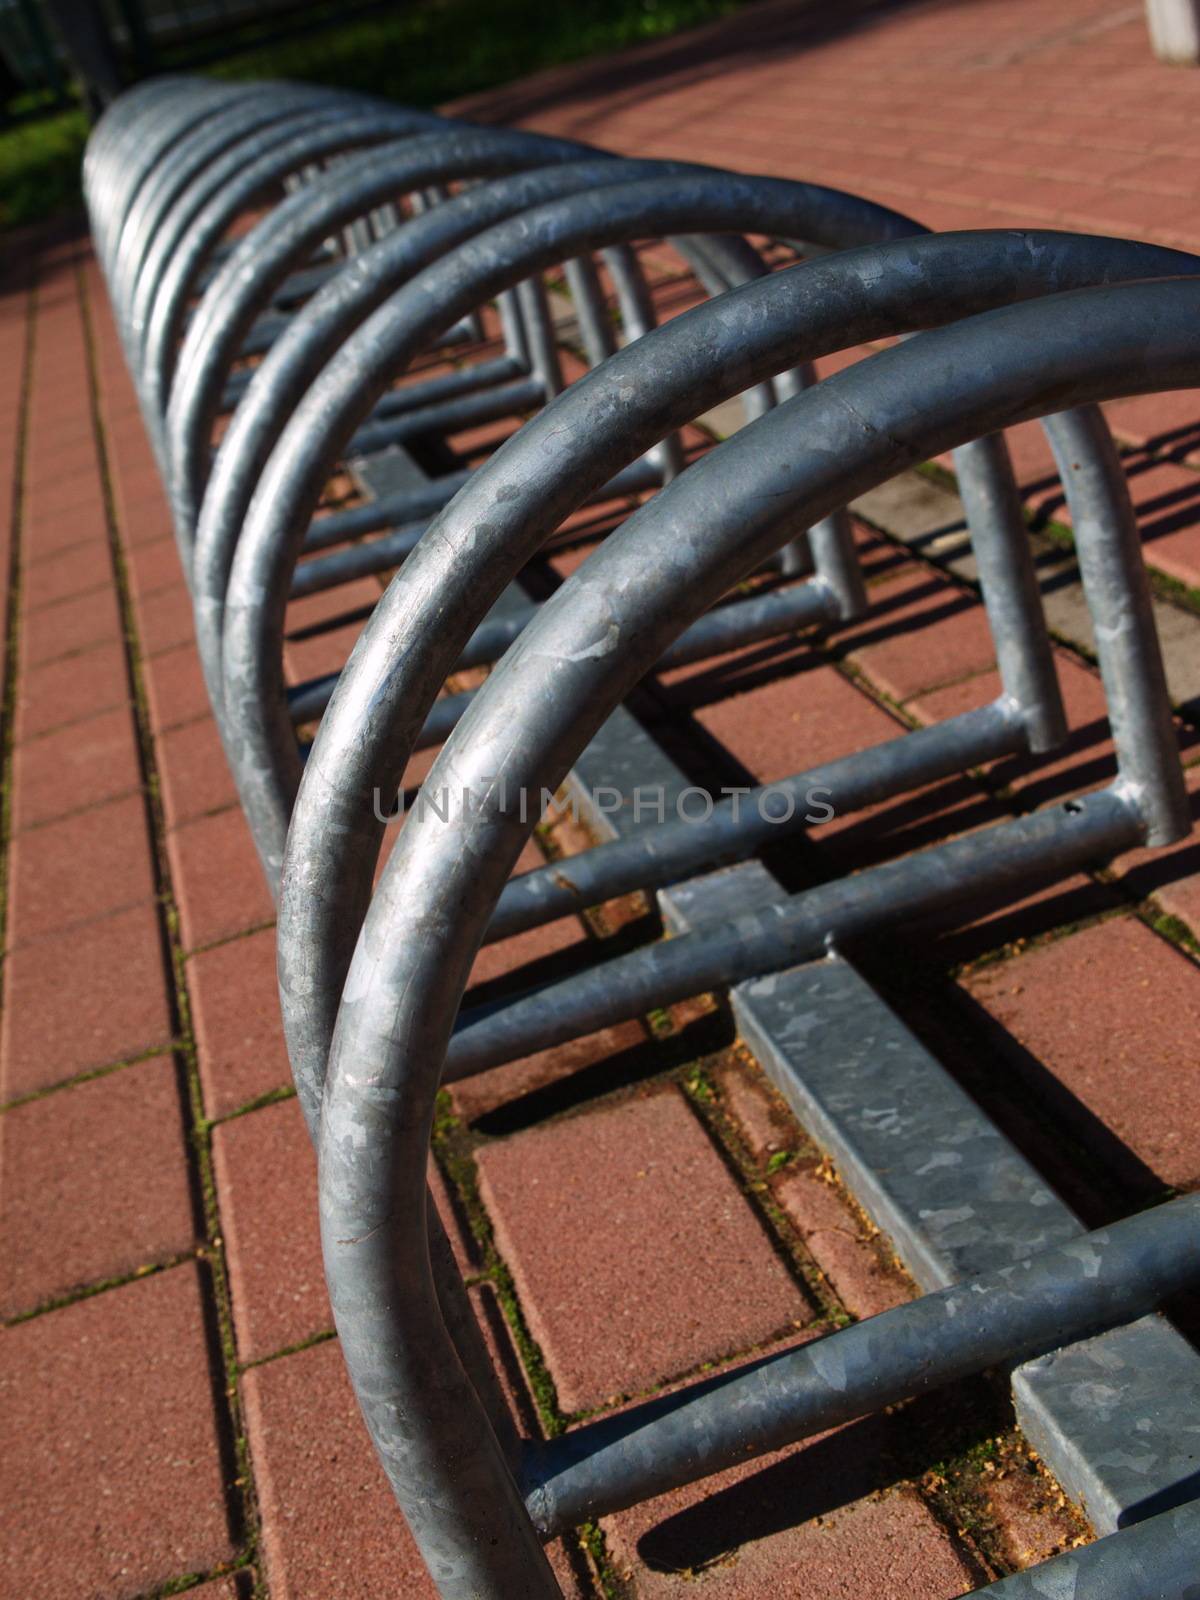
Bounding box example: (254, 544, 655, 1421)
(77, 264, 266, 1600)
(0, 275, 34, 1047)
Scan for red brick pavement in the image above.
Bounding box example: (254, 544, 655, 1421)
(4, 2, 1200, 1595)
(456, 0, 1200, 598)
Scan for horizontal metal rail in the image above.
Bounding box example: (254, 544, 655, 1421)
(285, 574, 840, 727)
(522, 1193, 1200, 1534)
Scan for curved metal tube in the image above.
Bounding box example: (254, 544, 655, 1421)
(164, 126, 599, 542)
(277, 227, 1199, 1136)
(134, 107, 454, 441)
(221, 171, 923, 886)
(194, 166, 883, 721)
(116, 88, 359, 344)
(116, 88, 367, 335)
(86, 79, 237, 269)
(314, 276, 1200, 1599)
(87, 79, 232, 265)
(191, 158, 698, 716)
(179, 158, 829, 645)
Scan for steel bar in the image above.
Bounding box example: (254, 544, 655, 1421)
(520, 1192, 1200, 1534)
(295, 450, 662, 562)
(957, 430, 1067, 753)
(286, 572, 839, 727)
(442, 786, 1141, 1081)
(482, 700, 1025, 944)
(1045, 403, 1187, 844)
(342, 374, 547, 460)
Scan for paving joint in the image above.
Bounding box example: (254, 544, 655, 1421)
(3, 1250, 200, 1329)
(181, 917, 278, 961)
(77, 263, 263, 1590)
(0, 1041, 179, 1115)
(0, 272, 35, 1042)
(677, 1059, 850, 1326)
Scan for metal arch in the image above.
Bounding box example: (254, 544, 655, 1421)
(113, 88, 360, 346)
(216, 171, 925, 890)
(117, 90, 390, 351)
(216, 194, 1148, 913)
(189, 223, 783, 603)
(184, 158, 781, 717)
(129, 101, 466, 388)
(107, 83, 362, 263)
(85, 79, 230, 248)
(163, 126, 601, 545)
(85, 79, 237, 267)
(132, 109, 458, 440)
(187, 158, 695, 719)
(275, 226, 1199, 1136)
(313, 276, 1200, 1600)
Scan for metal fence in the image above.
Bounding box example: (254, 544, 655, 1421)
(84, 74, 1200, 1599)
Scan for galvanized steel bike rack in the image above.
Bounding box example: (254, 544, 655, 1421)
(84, 74, 1200, 1600)
(299, 270, 1200, 1600)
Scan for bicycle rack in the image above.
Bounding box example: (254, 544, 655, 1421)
(303, 270, 1200, 1600)
(84, 74, 1200, 1600)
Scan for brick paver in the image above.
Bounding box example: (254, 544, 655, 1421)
(158, 715, 241, 829)
(215, 1092, 491, 1367)
(962, 915, 1200, 1191)
(167, 806, 276, 951)
(143, 637, 213, 732)
(11, 702, 142, 830)
(190, 923, 292, 1118)
(0, 1265, 235, 1600)
(243, 1315, 589, 1600)
(243, 1338, 441, 1600)
(661, 656, 900, 782)
(477, 1087, 812, 1411)
(839, 567, 997, 706)
(213, 1096, 329, 1364)
(775, 1169, 911, 1321)
(0, 1055, 196, 1315)
(603, 1417, 976, 1599)
(911, 652, 1119, 809)
(20, 579, 122, 666)
(7, 790, 157, 944)
(1, 900, 173, 1096)
(14, 637, 130, 740)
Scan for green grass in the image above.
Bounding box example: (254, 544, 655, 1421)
(0, 0, 747, 230)
(0, 105, 88, 228)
